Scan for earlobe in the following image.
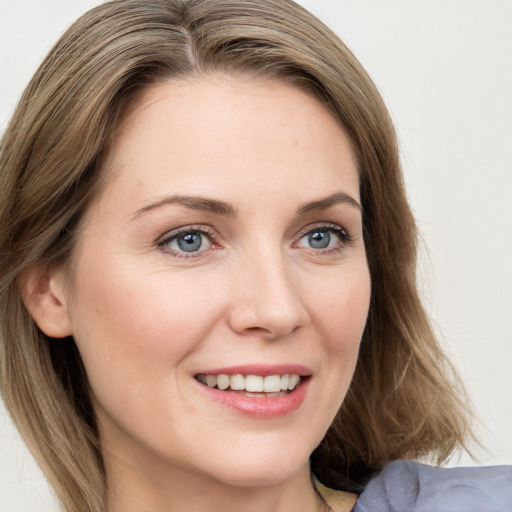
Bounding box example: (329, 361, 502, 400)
(20, 264, 73, 338)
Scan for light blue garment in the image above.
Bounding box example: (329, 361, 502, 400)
(353, 460, 512, 512)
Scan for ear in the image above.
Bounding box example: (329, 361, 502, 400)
(20, 264, 73, 338)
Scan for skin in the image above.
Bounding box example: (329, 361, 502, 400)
(28, 75, 370, 512)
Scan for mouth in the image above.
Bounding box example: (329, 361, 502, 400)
(195, 373, 303, 397)
(194, 365, 312, 418)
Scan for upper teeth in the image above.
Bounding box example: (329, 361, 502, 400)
(196, 374, 301, 393)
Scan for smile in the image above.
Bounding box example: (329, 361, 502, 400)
(194, 365, 312, 418)
(195, 373, 301, 395)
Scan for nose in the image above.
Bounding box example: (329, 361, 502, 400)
(227, 250, 309, 341)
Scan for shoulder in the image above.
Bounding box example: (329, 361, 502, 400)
(352, 460, 512, 512)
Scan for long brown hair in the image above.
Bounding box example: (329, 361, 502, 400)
(0, 1, 472, 510)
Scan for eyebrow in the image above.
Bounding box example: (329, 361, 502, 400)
(132, 190, 362, 220)
(132, 195, 238, 219)
(297, 191, 362, 215)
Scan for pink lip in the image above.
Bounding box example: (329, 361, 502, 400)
(194, 365, 312, 419)
(198, 364, 312, 377)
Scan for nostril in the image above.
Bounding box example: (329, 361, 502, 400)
(227, 286, 309, 339)
(246, 326, 268, 333)
(243, 324, 301, 341)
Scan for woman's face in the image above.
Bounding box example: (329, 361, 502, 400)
(61, 76, 371, 487)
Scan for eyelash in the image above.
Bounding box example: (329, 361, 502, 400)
(294, 223, 354, 255)
(157, 223, 353, 259)
(158, 225, 218, 259)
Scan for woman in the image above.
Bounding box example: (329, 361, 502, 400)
(0, 1, 510, 511)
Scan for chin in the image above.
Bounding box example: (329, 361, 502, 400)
(196, 440, 313, 488)
(212, 464, 307, 489)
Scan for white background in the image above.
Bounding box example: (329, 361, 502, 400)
(1, 1, 511, 510)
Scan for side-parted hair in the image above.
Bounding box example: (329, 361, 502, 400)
(0, 1, 472, 511)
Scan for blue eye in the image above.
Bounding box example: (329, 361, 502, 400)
(308, 230, 331, 249)
(297, 225, 350, 251)
(176, 232, 203, 252)
(161, 229, 212, 254)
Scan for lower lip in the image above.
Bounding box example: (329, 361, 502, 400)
(197, 378, 310, 419)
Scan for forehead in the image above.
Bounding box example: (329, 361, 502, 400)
(96, 74, 360, 208)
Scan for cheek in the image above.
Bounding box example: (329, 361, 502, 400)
(311, 264, 371, 350)
(300, 263, 370, 445)
(66, 257, 223, 395)
(312, 263, 370, 403)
